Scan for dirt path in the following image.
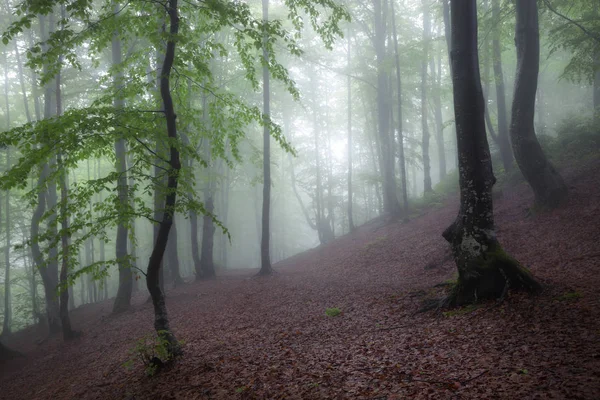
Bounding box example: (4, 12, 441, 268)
(2, 159, 600, 399)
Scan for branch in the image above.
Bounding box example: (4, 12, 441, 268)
(543, 0, 600, 43)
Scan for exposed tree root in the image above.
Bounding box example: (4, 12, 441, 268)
(443, 243, 542, 307)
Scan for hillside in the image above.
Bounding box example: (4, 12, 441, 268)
(1, 158, 600, 399)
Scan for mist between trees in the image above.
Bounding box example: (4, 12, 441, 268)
(0, 0, 597, 362)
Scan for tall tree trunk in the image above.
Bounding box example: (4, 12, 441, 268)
(259, 0, 273, 275)
(14, 39, 32, 123)
(443, 0, 540, 306)
(391, 0, 409, 220)
(181, 133, 202, 280)
(112, 1, 133, 314)
(146, 0, 182, 356)
(510, 0, 567, 209)
(127, 153, 139, 292)
(2, 48, 11, 336)
(373, 0, 401, 217)
(346, 27, 355, 231)
(431, 45, 446, 181)
(199, 195, 216, 277)
(491, 0, 513, 172)
(421, 0, 432, 193)
(56, 10, 76, 338)
(35, 13, 60, 334)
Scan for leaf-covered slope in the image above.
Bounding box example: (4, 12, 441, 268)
(2, 159, 600, 399)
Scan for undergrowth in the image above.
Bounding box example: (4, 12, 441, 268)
(123, 331, 184, 377)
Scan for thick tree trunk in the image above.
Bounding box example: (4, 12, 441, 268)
(259, 0, 273, 275)
(112, 2, 133, 314)
(491, 0, 513, 172)
(510, 0, 567, 209)
(421, 0, 432, 193)
(390, 0, 409, 220)
(444, 0, 540, 306)
(146, 0, 181, 357)
(374, 0, 401, 216)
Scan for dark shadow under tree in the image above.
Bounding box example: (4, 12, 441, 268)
(442, 0, 541, 306)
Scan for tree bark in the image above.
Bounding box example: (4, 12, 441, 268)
(112, 1, 133, 314)
(491, 0, 513, 172)
(443, 0, 541, 306)
(146, 0, 181, 356)
(421, 0, 432, 193)
(510, 0, 567, 209)
(373, 0, 401, 216)
(167, 219, 184, 284)
(258, 0, 273, 275)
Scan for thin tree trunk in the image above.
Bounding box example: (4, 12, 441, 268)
(421, 0, 432, 193)
(35, 13, 60, 334)
(112, 1, 133, 313)
(346, 27, 355, 231)
(432, 44, 446, 181)
(443, 0, 540, 306)
(146, 0, 181, 356)
(510, 0, 567, 209)
(491, 0, 513, 171)
(56, 9, 76, 338)
(258, 0, 273, 275)
(2, 47, 11, 336)
(14, 38, 32, 123)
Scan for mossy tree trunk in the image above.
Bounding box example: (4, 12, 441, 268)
(444, 0, 541, 306)
(510, 0, 567, 209)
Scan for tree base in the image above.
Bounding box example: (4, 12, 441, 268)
(444, 243, 542, 307)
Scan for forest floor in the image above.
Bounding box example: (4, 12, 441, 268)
(2, 157, 600, 399)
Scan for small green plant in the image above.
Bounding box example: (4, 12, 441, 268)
(325, 307, 341, 317)
(442, 304, 480, 318)
(235, 386, 248, 393)
(555, 291, 583, 301)
(518, 368, 528, 375)
(123, 330, 184, 377)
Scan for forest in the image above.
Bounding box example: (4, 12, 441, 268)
(0, 0, 599, 398)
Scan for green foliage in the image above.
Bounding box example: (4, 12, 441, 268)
(555, 291, 583, 301)
(325, 307, 341, 317)
(123, 330, 184, 377)
(442, 304, 481, 318)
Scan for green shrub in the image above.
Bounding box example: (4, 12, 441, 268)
(325, 307, 341, 317)
(123, 330, 184, 377)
